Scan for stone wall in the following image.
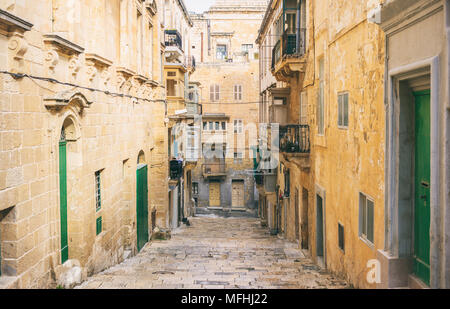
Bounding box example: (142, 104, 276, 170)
(0, 0, 168, 288)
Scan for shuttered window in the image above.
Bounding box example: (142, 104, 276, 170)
(234, 120, 243, 133)
(300, 91, 308, 125)
(210, 84, 220, 102)
(338, 93, 349, 128)
(359, 193, 374, 245)
(95, 171, 101, 212)
(338, 223, 345, 252)
(234, 85, 243, 101)
(317, 58, 325, 135)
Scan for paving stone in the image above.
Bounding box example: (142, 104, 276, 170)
(75, 217, 349, 289)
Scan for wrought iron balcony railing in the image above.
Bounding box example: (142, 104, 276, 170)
(271, 28, 306, 70)
(165, 30, 183, 51)
(279, 125, 310, 154)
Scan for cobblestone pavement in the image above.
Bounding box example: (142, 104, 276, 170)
(76, 216, 350, 289)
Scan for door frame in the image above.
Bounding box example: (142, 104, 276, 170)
(385, 56, 441, 287)
(315, 185, 326, 268)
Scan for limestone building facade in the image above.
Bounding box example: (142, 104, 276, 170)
(257, 0, 387, 288)
(0, 0, 168, 288)
(374, 0, 450, 289)
(189, 0, 268, 215)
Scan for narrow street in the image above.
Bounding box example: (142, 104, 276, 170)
(75, 217, 349, 289)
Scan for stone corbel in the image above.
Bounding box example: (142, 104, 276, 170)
(85, 61, 97, 82)
(45, 48, 59, 73)
(68, 55, 82, 79)
(116, 67, 135, 92)
(85, 53, 113, 85)
(7, 31, 29, 74)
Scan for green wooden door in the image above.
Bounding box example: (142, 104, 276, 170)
(136, 164, 149, 252)
(413, 90, 431, 286)
(59, 141, 69, 264)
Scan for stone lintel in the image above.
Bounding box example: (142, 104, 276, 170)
(43, 34, 84, 56)
(0, 9, 33, 34)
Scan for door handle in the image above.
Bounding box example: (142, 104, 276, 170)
(420, 195, 427, 201)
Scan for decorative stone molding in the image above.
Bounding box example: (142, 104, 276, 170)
(43, 34, 85, 56)
(68, 55, 82, 79)
(146, 0, 158, 16)
(44, 91, 92, 113)
(45, 49, 59, 72)
(84, 53, 113, 85)
(0, 9, 33, 35)
(8, 32, 28, 60)
(116, 67, 135, 90)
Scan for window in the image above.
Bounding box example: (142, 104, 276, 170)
(193, 182, 199, 195)
(203, 122, 207, 131)
(234, 120, 243, 134)
(241, 44, 253, 52)
(216, 44, 227, 60)
(210, 84, 220, 102)
(221, 122, 226, 131)
(95, 171, 102, 212)
(96, 217, 102, 236)
(285, 12, 296, 35)
(359, 193, 374, 245)
(215, 122, 220, 131)
(284, 169, 290, 197)
(234, 152, 243, 163)
(300, 91, 308, 125)
(167, 79, 177, 97)
(338, 93, 349, 128)
(338, 223, 345, 252)
(234, 85, 243, 101)
(317, 58, 325, 135)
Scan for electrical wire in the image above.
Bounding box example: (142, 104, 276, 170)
(0, 70, 165, 104)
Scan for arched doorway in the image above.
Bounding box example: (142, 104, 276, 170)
(136, 151, 149, 252)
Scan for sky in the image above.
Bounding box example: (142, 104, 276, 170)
(184, 0, 216, 13)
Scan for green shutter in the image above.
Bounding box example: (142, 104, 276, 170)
(136, 165, 149, 252)
(96, 217, 102, 236)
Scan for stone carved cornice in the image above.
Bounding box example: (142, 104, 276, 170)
(0, 9, 33, 35)
(43, 34, 84, 56)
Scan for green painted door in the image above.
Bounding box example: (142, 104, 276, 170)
(413, 90, 431, 286)
(59, 141, 69, 264)
(136, 164, 149, 252)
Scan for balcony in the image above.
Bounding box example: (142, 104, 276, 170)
(165, 30, 183, 50)
(170, 160, 183, 180)
(202, 162, 227, 178)
(271, 29, 307, 82)
(279, 125, 310, 154)
(165, 30, 183, 61)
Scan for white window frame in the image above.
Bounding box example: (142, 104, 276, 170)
(338, 92, 349, 129)
(234, 119, 243, 134)
(359, 192, 375, 247)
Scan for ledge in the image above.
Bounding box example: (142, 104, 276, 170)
(116, 66, 136, 78)
(0, 9, 33, 34)
(44, 91, 92, 111)
(85, 53, 113, 68)
(43, 34, 84, 56)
